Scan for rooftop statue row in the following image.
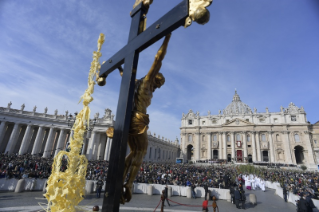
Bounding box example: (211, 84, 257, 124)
(182, 91, 305, 118)
(1, 101, 114, 121)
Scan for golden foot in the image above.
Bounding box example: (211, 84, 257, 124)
(123, 184, 133, 203)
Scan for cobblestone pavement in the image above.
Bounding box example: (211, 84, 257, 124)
(0, 188, 315, 212)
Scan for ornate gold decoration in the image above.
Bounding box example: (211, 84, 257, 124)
(44, 34, 105, 212)
(133, 0, 153, 10)
(185, 0, 213, 28)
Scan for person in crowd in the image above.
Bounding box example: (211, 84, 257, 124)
(234, 187, 241, 209)
(96, 177, 104, 198)
(191, 183, 196, 199)
(283, 185, 288, 202)
(240, 189, 246, 210)
(163, 185, 170, 206)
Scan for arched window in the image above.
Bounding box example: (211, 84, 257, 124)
(188, 134, 192, 142)
(276, 134, 280, 142)
(236, 134, 241, 141)
(246, 135, 250, 142)
(227, 135, 230, 142)
(213, 134, 217, 141)
(295, 134, 300, 142)
(261, 134, 266, 141)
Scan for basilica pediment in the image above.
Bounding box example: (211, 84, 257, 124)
(222, 118, 253, 127)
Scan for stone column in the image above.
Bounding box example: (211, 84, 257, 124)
(107, 138, 113, 161)
(195, 131, 200, 161)
(222, 132, 227, 160)
(32, 126, 44, 155)
(283, 131, 293, 164)
(181, 133, 186, 160)
(268, 132, 274, 162)
(231, 132, 235, 159)
(97, 134, 106, 160)
(68, 130, 74, 142)
(304, 131, 316, 168)
(5, 123, 21, 154)
(243, 132, 247, 159)
(43, 128, 55, 158)
(93, 133, 101, 160)
(19, 124, 33, 155)
(207, 133, 211, 160)
(256, 132, 261, 161)
(251, 132, 257, 161)
(87, 131, 97, 160)
(0, 121, 7, 148)
(218, 133, 222, 159)
(54, 129, 66, 156)
(104, 137, 110, 160)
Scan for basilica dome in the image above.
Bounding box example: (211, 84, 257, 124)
(223, 91, 252, 115)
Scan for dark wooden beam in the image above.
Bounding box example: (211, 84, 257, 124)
(99, 0, 188, 78)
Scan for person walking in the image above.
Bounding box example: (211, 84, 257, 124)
(191, 183, 196, 199)
(204, 182, 209, 200)
(298, 194, 309, 212)
(163, 185, 170, 206)
(234, 187, 241, 209)
(240, 189, 246, 210)
(305, 193, 316, 212)
(96, 177, 104, 198)
(283, 185, 288, 202)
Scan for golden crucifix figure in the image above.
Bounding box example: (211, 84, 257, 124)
(107, 34, 171, 204)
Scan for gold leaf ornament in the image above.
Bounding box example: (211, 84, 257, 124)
(185, 0, 213, 28)
(44, 33, 105, 212)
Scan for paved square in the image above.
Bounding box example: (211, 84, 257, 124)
(0, 188, 312, 212)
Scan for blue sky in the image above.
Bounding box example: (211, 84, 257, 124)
(0, 0, 319, 142)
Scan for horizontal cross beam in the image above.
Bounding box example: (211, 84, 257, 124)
(99, 0, 188, 77)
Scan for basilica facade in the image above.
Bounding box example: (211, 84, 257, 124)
(0, 103, 179, 163)
(180, 91, 318, 169)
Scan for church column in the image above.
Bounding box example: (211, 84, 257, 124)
(87, 131, 97, 160)
(222, 132, 227, 160)
(19, 124, 33, 155)
(93, 133, 101, 160)
(195, 131, 200, 161)
(243, 132, 248, 159)
(97, 134, 106, 160)
(251, 131, 257, 161)
(207, 133, 211, 160)
(104, 137, 110, 160)
(0, 121, 8, 148)
(231, 132, 235, 159)
(218, 133, 222, 159)
(32, 126, 44, 155)
(304, 131, 316, 167)
(283, 131, 293, 164)
(43, 127, 56, 158)
(181, 133, 186, 161)
(55, 129, 66, 156)
(5, 123, 21, 154)
(256, 131, 261, 161)
(107, 138, 113, 161)
(82, 132, 89, 155)
(268, 131, 274, 162)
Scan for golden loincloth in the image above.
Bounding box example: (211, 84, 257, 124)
(129, 110, 149, 136)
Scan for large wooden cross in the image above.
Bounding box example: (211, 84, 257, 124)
(99, 0, 211, 211)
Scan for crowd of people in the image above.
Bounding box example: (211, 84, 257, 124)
(1, 152, 319, 205)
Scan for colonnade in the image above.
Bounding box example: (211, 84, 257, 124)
(0, 121, 114, 161)
(0, 121, 71, 157)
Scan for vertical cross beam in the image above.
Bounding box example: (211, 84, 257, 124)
(102, 3, 146, 212)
